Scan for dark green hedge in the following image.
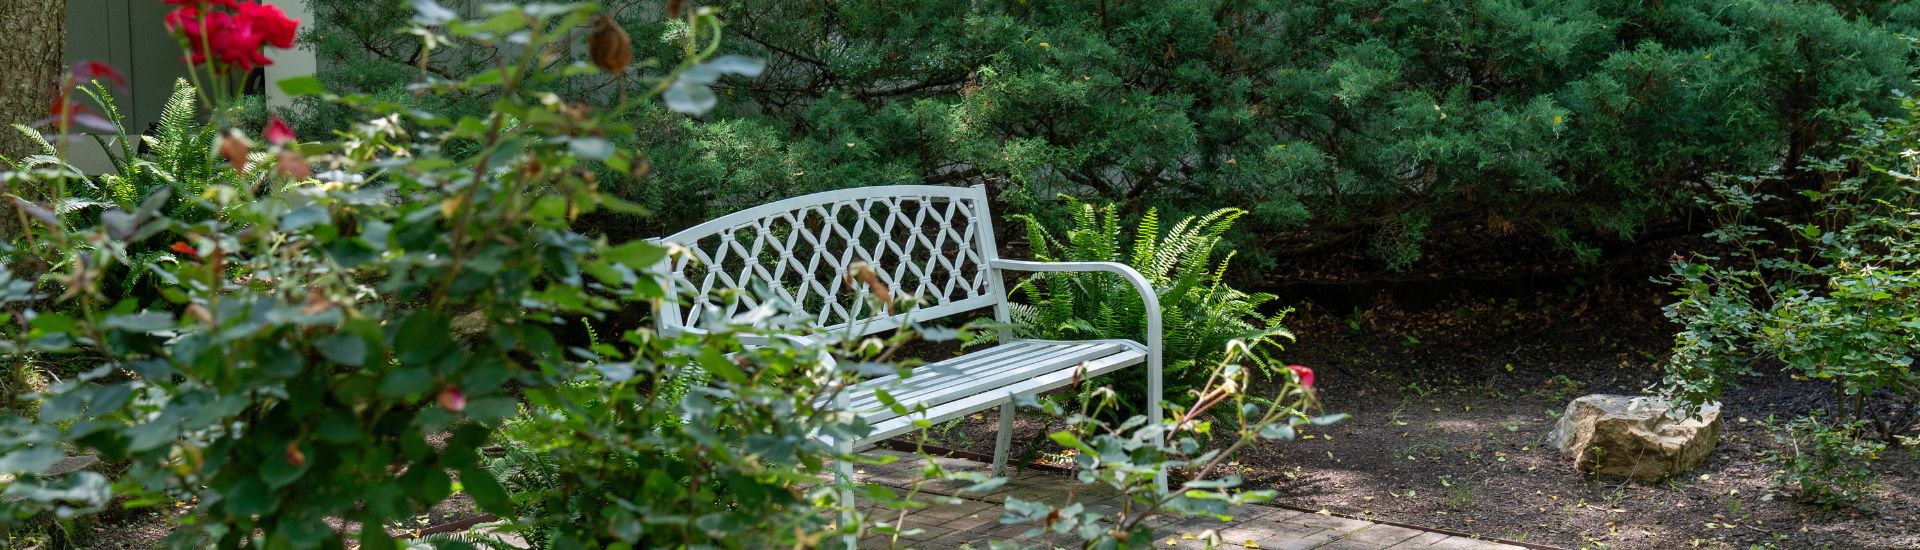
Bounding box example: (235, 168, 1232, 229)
(304, 0, 1917, 271)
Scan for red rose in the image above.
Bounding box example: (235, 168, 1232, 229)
(1287, 364, 1314, 389)
(236, 2, 299, 49)
(264, 116, 295, 145)
(163, 1, 300, 73)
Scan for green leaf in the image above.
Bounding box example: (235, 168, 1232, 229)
(1048, 431, 1093, 453)
(225, 478, 275, 517)
(569, 137, 615, 160)
(100, 311, 175, 332)
(1258, 423, 1295, 441)
(459, 466, 514, 516)
(1308, 413, 1349, 426)
(359, 524, 398, 550)
(393, 312, 454, 365)
(604, 241, 668, 268)
(379, 367, 433, 398)
(697, 347, 746, 385)
(280, 206, 329, 231)
(0, 446, 63, 474)
(260, 443, 312, 489)
(464, 396, 518, 425)
(315, 410, 364, 444)
(314, 333, 367, 366)
(276, 76, 326, 97)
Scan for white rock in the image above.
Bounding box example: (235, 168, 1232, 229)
(1546, 394, 1722, 480)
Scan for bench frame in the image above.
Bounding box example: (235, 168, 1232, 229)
(654, 185, 1163, 540)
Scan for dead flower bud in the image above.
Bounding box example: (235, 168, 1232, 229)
(588, 15, 633, 74)
(284, 441, 306, 468)
(185, 303, 214, 325)
(844, 262, 892, 313)
(219, 130, 252, 172)
(630, 152, 652, 180)
(276, 150, 312, 179)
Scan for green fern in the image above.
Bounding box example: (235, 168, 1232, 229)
(1008, 197, 1292, 413)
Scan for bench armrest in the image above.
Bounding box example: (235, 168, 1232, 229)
(988, 259, 1164, 466)
(987, 260, 1162, 348)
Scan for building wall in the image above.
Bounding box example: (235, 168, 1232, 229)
(62, 0, 316, 172)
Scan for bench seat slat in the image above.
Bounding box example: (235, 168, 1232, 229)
(855, 347, 1147, 446)
(843, 340, 1046, 393)
(838, 339, 1143, 423)
(841, 341, 1109, 412)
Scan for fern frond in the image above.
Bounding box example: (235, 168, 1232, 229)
(79, 81, 137, 170)
(1129, 208, 1160, 270)
(12, 124, 58, 157)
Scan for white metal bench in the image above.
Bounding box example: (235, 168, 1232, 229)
(653, 184, 1163, 480)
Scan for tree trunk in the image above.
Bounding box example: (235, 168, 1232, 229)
(0, 0, 65, 162)
(0, 0, 65, 242)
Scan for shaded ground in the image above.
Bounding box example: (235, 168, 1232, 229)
(851, 448, 1528, 549)
(926, 276, 1920, 550)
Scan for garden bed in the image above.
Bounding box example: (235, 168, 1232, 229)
(928, 277, 1920, 550)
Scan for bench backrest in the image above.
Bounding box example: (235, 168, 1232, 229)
(656, 185, 1005, 339)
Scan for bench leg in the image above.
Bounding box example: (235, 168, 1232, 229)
(836, 437, 857, 549)
(992, 401, 1015, 477)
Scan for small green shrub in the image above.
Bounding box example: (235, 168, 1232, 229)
(1007, 198, 1291, 411)
(1761, 414, 1885, 508)
(1662, 92, 1920, 425)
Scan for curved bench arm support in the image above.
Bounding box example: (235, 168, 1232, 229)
(988, 259, 1166, 490)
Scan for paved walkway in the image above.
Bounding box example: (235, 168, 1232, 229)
(849, 450, 1532, 550)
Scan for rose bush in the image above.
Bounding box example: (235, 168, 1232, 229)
(1, 2, 1334, 548)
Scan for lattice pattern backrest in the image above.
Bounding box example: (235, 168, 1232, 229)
(657, 185, 1000, 338)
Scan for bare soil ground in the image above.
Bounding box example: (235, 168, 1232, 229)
(925, 278, 1920, 550)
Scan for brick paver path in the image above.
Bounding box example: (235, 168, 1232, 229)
(849, 450, 1531, 550)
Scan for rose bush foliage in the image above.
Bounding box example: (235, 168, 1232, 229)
(0, 3, 840, 548)
(0, 3, 1340, 549)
